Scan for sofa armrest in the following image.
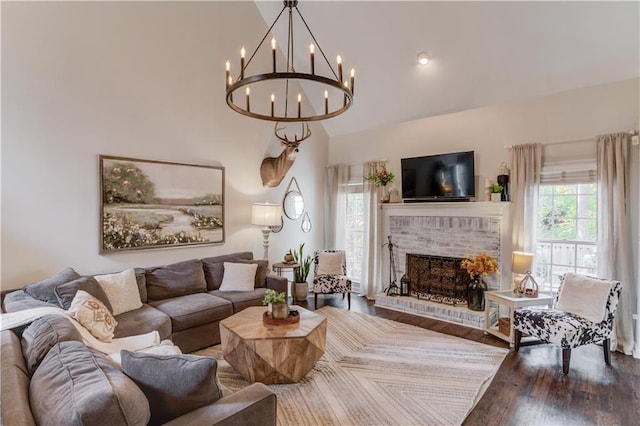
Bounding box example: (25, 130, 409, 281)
(162, 382, 276, 426)
(265, 275, 288, 298)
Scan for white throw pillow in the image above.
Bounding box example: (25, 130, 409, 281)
(68, 290, 118, 342)
(94, 268, 142, 316)
(317, 252, 344, 275)
(218, 262, 257, 292)
(556, 273, 613, 323)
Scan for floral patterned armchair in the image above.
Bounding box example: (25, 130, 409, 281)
(513, 273, 622, 374)
(312, 250, 351, 310)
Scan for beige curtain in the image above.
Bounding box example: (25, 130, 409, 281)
(361, 161, 385, 299)
(509, 143, 542, 253)
(324, 164, 349, 249)
(597, 133, 635, 354)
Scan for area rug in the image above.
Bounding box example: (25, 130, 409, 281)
(194, 306, 507, 426)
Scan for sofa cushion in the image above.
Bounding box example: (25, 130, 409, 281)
(2, 290, 59, 314)
(219, 262, 258, 292)
(210, 288, 268, 313)
(121, 350, 222, 426)
(234, 259, 269, 288)
(23, 267, 81, 306)
(30, 341, 150, 426)
(68, 290, 118, 342)
(146, 259, 206, 301)
(202, 252, 254, 290)
(114, 304, 172, 340)
(94, 268, 143, 315)
(134, 267, 148, 303)
(1, 330, 36, 426)
(149, 293, 233, 332)
(21, 314, 83, 375)
(54, 276, 113, 312)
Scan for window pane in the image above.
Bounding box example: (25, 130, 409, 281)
(539, 185, 554, 196)
(553, 218, 576, 240)
(576, 219, 596, 241)
(552, 243, 575, 266)
(576, 244, 597, 268)
(554, 185, 576, 195)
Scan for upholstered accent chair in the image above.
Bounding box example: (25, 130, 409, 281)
(313, 250, 351, 310)
(513, 272, 622, 374)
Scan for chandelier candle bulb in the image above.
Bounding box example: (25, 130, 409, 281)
(324, 90, 329, 115)
(225, 61, 230, 88)
(297, 93, 302, 118)
(271, 38, 276, 72)
(240, 46, 246, 79)
(337, 55, 343, 82)
(246, 87, 250, 112)
(310, 44, 315, 75)
(271, 94, 275, 117)
(350, 69, 355, 95)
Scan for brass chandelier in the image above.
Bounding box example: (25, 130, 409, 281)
(225, 0, 355, 122)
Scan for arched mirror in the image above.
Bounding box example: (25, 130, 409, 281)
(282, 177, 305, 220)
(301, 212, 312, 233)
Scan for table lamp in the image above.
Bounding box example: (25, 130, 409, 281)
(512, 251, 539, 297)
(252, 203, 282, 261)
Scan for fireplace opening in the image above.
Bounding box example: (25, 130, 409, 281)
(405, 253, 469, 306)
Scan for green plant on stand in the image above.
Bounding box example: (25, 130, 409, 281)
(489, 183, 503, 202)
(291, 243, 312, 302)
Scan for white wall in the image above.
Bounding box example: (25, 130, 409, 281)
(1, 2, 328, 290)
(330, 78, 639, 196)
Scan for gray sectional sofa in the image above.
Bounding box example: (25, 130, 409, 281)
(1, 251, 287, 425)
(2, 251, 288, 352)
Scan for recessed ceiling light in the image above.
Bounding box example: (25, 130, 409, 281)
(417, 52, 430, 65)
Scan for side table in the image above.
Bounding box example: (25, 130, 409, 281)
(272, 262, 299, 301)
(484, 290, 555, 348)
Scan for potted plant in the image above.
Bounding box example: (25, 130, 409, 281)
(489, 183, 503, 202)
(263, 289, 288, 319)
(365, 164, 395, 203)
(291, 243, 312, 302)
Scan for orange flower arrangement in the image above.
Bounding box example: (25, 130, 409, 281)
(461, 253, 499, 279)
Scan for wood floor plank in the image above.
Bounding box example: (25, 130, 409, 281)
(303, 293, 640, 425)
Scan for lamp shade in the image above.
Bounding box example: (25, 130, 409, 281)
(512, 251, 534, 275)
(251, 203, 282, 227)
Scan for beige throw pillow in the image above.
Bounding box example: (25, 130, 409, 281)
(94, 268, 143, 315)
(218, 262, 257, 292)
(556, 273, 613, 323)
(68, 290, 118, 342)
(317, 252, 344, 275)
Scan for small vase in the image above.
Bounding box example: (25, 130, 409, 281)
(490, 193, 502, 202)
(380, 187, 391, 203)
(467, 275, 487, 311)
(284, 251, 294, 263)
(271, 302, 289, 320)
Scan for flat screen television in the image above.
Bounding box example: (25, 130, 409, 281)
(401, 151, 475, 201)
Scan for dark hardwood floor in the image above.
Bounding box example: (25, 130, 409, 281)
(299, 293, 640, 426)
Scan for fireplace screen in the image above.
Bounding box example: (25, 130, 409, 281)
(406, 254, 469, 305)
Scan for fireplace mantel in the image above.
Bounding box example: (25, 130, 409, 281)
(382, 201, 510, 218)
(380, 201, 512, 292)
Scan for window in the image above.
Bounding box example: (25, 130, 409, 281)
(535, 183, 597, 293)
(345, 183, 364, 291)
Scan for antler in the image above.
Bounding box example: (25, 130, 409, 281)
(274, 123, 312, 145)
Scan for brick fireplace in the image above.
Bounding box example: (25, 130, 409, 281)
(376, 202, 511, 327)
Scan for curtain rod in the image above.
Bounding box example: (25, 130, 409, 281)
(504, 129, 638, 149)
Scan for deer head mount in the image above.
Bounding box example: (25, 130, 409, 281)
(260, 123, 312, 188)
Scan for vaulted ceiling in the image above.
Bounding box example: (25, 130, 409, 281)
(255, 1, 639, 137)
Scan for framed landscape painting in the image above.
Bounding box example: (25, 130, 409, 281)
(99, 155, 225, 252)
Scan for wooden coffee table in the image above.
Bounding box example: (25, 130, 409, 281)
(219, 305, 327, 384)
